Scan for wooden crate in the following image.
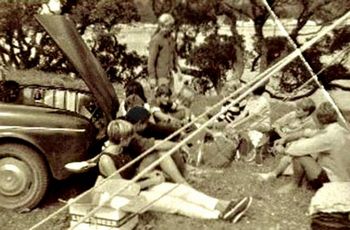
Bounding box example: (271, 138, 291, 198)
(69, 202, 138, 230)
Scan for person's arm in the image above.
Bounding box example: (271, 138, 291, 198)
(277, 130, 305, 146)
(285, 129, 331, 157)
(277, 128, 318, 146)
(98, 154, 119, 178)
(272, 112, 295, 131)
(154, 140, 177, 151)
(153, 110, 181, 124)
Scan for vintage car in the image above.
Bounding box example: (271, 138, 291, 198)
(0, 15, 119, 210)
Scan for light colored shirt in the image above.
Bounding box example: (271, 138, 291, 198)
(245, 96, 271, 132)
(273, 111, 317, 135)
(286, 123, 350, 182)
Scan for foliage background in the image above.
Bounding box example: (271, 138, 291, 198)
(0, 0, 349, 97)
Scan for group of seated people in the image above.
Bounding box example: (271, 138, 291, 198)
(69, 79, 350, 226)
(86, 80, 254, 223)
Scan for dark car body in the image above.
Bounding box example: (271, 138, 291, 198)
(0, 103, 97, 180)
(0, 15, 119, 210)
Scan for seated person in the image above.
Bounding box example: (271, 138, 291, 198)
(277, 102, 350, 193)
(126, 105, 182, 141)
(272, 98, 316, 138)
(256, 124, 320, 182)
(119, 80, 151, 116)
(151, 84, 191, 128)
(97, 119, 253, 223)
(256, 98, 317, 181)
(225, 86, 271, 164)
(106, 112, 188, 185)
(119, 81, 180, 139)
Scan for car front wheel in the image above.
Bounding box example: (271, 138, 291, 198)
(0, 143, 49, 210)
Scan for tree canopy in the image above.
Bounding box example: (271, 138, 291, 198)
(0, 0, 145, 83)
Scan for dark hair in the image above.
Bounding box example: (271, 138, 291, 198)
(316, 102, 338, 125)
(124, 94, 145, 112)
(296, 98, 316, 115)
(125, 106, 150, 124)
(156, 84, 172, 97)
(125, 80, 147, 103)
(252, 85, 265, 96)
(1, 80, 20, 103)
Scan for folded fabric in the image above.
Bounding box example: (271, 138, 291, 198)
(309, 182, 350, 215)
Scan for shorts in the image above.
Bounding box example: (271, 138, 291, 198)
(310, 169, 330, 190)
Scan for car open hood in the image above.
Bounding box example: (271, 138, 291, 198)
(35, 15, 118, 122)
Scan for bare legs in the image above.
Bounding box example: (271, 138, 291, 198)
(257, 155, 292, 181)
(138, 151, 189, 186)
(278, 155, 325, 193)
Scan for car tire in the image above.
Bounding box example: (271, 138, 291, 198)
(0, 143, 49, 210)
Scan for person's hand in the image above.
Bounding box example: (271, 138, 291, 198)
(275, 137, 286, 147)
(273, 144, 285, 155)
(304, 128, 318, 137)
(149, 78, 157, 89)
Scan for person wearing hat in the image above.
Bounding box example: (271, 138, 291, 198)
(148, 13, 179, 91)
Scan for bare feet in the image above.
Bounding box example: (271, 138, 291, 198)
(256, 172, 276, 182)
(277, 182, 298, 194)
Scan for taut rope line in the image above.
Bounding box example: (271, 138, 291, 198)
(262, 0, 349, 129)
(29, 10, 350, 230)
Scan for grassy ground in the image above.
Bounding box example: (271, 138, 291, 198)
(137, 157, 314, 230)
(0, 157, 314, 230)
(0, 70, 316, 229)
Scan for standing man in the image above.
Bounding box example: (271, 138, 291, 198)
(148, 13, 179, 92)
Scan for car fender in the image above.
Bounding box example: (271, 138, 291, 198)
(0, 132, 62, 179)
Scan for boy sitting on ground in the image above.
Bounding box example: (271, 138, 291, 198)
(277, 102, 350, 193)
(151, 84, 191, 129)
(272, 98, 316, 138)
(97, 119, 253, 223)
(256, 98, 318, 181)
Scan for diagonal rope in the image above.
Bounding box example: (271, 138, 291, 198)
(112, 183, 181, 228)
(68, 15, 350, 225)
(262, 0, 349, 130)
(29, 10, 350, 230)
(79, 45, 350, 230)
(68, 70, 275, 230)
(29, 42, 286, 230)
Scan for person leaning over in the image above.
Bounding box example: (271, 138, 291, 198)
(98, 119, 253, 223)
(122, 107, 188, 185)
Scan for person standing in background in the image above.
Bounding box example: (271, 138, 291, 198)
(147, 13, 179, 92)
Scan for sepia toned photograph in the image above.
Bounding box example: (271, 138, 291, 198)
(0, 0, 349, 229)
